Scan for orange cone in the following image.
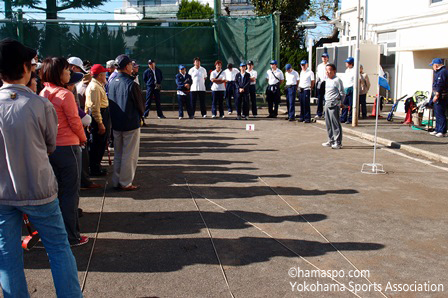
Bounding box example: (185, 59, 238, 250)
(369, 95, 383, 118)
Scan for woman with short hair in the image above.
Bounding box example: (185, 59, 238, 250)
(40, 57, 89, 246)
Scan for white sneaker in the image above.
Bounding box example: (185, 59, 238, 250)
(221, 115, 225, 118)
(429, 131, 437, 136)
(228, 111, 232, 115)
(322, 141, 333, 147)
(179, 117, 183, 120)
(203, 115, 207, 118)
(331, 143, 342, 149)
(212, 115, 216, 119)
(435, 132, 446, 138)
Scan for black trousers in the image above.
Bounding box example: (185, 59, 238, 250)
(266, 88, 280, 117)
(249, 85, 257, 116)
(89, 107, 110, 173)
(190, 91, 207, 117)
(236, 92, 250, 117)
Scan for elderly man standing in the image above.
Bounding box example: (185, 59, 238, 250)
(108, 55, 145, 191)
(143, 59, 165, 119)
(429, 58, 448, 137)
(322, 63, 345, 149)
(85, 64, 110, 176)
(0, 38, 82, 297)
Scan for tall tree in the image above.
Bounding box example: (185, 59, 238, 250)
(177, 0, 214, 27)
(251, 0, 311, 67)
(12, 0, 109, 19)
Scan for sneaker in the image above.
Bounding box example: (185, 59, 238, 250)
(322, 141, 333, 147)
(228, 111, 233, 115)
(285, 117, 290, 121)
(212, 115, 216, 119)
(315, 115, 322, 119)
(236, 116, 242, 120)
(288, 118, 295, 122)
(158, 115, 166, 119)
(179, 117, 183, 120)
(253, 115, 257, 118)
(71, 236, 89, 247)
(345, 121, 352, 124)
(331, 143, 343, 149)
(203, 115, 207, 118)
(221, 115, 225, 119)
(429, 131, 437, 136)
(245, 116, 248, 120)
(435, 132, 446, 138)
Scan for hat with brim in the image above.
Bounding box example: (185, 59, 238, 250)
(300, 60, 308, 65)
(270, 60, 278, 65)
(321, 53, 329, 58)
(0, 38, 37, 74)
(67, 57, 88, 74)
(285, 64, 292, 70)
(179, 65, 186, 70)
(240, 62, 247, 67)
(345, 57, 354, 64)
(429, 58, 443, 66)
(90, 64, 109, 76)
(67, 72, 84, 86)
(115, 54, 132, 69)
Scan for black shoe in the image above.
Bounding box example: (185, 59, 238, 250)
(289, 118, 296, 122)
(345, 121, 352, 124)
(158, 115, 166, 119)
(285, 117, 290, 121)
(266, 115, 273, 118)
(78, 208, 83, 218)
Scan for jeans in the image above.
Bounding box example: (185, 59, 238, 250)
(177, 94, 190, 118)
(286, 86, 297, 119)
(299, 89, 311, 122)
(225, 82, 236, 113)
(49, 146, 82, 244)
(212, 91, 225, 117)
(341, 87, 353, 123)
(0, 199, 82, 298)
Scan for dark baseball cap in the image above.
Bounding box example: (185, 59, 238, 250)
(247, 60, 254, 65)
(148, 59, 155, 64)
(0, 38, 37, 73)
(115, 54, 132, 69)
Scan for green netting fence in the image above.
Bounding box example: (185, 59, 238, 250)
(0, 15, 279, 103)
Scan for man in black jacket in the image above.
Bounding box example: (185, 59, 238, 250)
(143, 59, 165, 119)
(108, 54, 145, 191)
(235, 62, 251, 120)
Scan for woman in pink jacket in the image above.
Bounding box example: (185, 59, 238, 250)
(40, 57, 89, 247)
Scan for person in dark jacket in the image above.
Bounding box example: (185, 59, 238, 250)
(175, 65, 192, 119)
(108, 54, 145, 191)
(235, 62, 251, 120)
(429, 58, 448, 137)
(143, 59, 165, 119)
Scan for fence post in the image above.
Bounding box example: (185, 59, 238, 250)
(17, 9, 24, 43)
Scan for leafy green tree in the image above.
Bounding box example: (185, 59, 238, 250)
(251, 0, 311, 68)
(12, 0, 109, 19)
(177, 0, 214, 27)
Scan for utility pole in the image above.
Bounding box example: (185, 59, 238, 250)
(5, 0, 13, 19)
(352, 0, 361, 127)
(17, 9, 24, 44)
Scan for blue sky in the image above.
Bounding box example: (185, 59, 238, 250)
(0, 1, 123, 20)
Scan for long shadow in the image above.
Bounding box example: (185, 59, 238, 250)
(399, 140, 448, 145)
(80, 211, 328, 235)
(140, 136, 259, 142)
(140, 141, 258, 148)
(24, 237, 385, 273)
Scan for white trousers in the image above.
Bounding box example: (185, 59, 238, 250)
(112, 128, 140, 188)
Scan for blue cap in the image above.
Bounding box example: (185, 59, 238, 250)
(430, 58, 443, 66)
(270, 60, 277, 65)
(240, 62, 247, 67)
(300, 60, 308, 65)
(179, 64, 185, 70)
(115, 54, 132, 69)
(345, 57, 354, 64)
(285, 64, 292, 70)
(322, 53, 329, 58)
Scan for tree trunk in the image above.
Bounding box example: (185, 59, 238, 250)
(46, 0, 58, 19)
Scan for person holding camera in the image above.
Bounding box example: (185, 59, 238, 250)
(143, 59, 165, 119)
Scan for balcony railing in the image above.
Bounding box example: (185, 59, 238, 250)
(222, 0, 251, 4)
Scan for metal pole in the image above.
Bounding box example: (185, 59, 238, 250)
(352, 0, 361, 127)
(373, 79, 380, 166)
(17, 9, 24, 44)
(214, 0, 221, 21)
(308, 37, 313, 69)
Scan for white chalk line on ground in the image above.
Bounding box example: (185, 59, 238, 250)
(163, 178, 363, 298)
(311, 124, 448, 173)
(258, 176, 388, 298)
(185, 178, 235, 298)
(80, 180, 109, 292)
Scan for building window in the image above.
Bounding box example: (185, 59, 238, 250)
(430, 0, 445, 4)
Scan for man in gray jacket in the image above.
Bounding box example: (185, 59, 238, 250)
(322, 63, 345, 149)
(0, 38, 82, 297)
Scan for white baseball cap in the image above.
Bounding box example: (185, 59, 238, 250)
(106, 60, 115, 69)
(67, 57, 87, 74)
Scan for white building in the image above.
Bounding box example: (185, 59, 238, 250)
(318, 0, 448, 99)
(114, 0, 254, 22)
